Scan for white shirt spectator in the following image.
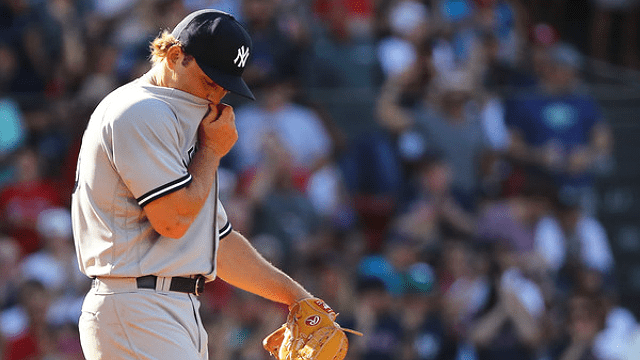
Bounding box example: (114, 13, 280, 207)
(446, 275, 491, 322)
(594, 307, 638, 360)
(20, 252, 86, 295)
(480, 97, 510, 151)
(233, 103, 332, 172)
(0, 306, 28, 339)
(377, 37, 417, 78)
(376, 0, 429, 78)
(535, 215, 615, 273)
(500, 267, 546, 319)
(624, 326, 640, 360)
(20, 207, 89, 297)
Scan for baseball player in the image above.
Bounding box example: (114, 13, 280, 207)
(71, 10, 314, 360)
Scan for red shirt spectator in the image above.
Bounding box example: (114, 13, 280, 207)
(0, 147, 64, 256)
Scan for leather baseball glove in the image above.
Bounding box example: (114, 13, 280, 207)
(263, 298, 362, 360)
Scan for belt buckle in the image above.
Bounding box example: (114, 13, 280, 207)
(194, 275, 205, 296)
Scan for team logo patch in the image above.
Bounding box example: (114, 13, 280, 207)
(234, 46, 249, 68)
(305, 315, 321, 326)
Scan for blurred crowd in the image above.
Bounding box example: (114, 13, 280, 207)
(0, 0, 638, 359)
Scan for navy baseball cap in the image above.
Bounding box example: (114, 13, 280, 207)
(172, 9, 255, 100)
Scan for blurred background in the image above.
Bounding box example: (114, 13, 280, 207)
(0, 0, 639, 359)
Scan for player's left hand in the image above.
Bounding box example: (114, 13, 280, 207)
(263, 298, 362, 360)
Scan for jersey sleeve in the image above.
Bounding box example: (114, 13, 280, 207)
(217, 198, 232, 239)
(106, 99, 191, 207)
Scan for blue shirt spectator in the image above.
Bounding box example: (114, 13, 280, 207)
(504, 43, 613, 204)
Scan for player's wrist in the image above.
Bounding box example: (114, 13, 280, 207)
(294, 294, 314, 303)
(287, 291, 314, 307)
(196, 144, 225, 162)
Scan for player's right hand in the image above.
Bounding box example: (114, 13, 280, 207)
(199, 103, 238, 159)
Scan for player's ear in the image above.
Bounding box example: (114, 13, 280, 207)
(165, 45, 182, 70)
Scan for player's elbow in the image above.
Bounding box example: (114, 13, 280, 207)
(144, 194, 199, 239)
(145, 205, 194, 239)
(154, 222, 190, 239)
(147, 213, 192, 238)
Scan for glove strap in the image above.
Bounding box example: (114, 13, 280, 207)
(342, 328, 363, 337)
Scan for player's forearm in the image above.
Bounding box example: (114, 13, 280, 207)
(216, 230, 312, 305)
(183, 145, 220, 209)
(144, 146, 220, 238)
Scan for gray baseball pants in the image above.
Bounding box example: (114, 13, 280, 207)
(78, 277, 208, 360)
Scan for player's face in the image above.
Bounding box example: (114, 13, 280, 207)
(174, 53, 229, 104)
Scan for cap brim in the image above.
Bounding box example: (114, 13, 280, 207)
(197, 61, 255, 101)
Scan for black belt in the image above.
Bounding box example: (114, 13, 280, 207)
(136, 275, 205, 296)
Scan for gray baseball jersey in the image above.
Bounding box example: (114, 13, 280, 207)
(71, 73, 231, 281)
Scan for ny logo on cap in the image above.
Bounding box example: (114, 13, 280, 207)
(234, 46, 249, 68)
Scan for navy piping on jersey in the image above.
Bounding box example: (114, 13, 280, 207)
(136, 174, 193, 207)
(219, 221, 232, 239)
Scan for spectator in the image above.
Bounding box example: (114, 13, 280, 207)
(415, 69, 493, 209)
(430, 0, 493, 78)
(624, 326, 640, 360)
(373, 50, 433, 206)
(478, 30, 537, 94)
(392, 153, 476, 247)
(476, 175, 554, 259)
(20, 207, 84, 294)
(399, 262, 459, 360)
(468, 241, 546, 360)
(535, 191, 615, 279)
(312, 0, 375, 43)
(20, 207, 89, 327)
(0, 42, 27, 96)
(0, 0, 62, 98)
(0, 236, 20, 310)
(21, 100, 71, 179)
(46, 0, 92, 97)
(311, 258, 360, 317)
(473, 0, 527, 67)
(353, 277, 404, 360)
(0, 95, 24, 152)
(525, 22, 561, 83)
(356, 239, 420, 298)
(2, 280, 58, 360)
(232, 77, 334, 186)
(505, 42, 614, 212)
(0, 146, 65, 256)
(592, 297, 639, 360)
(239, 128, 323, 270)
(440, 239, 491, 339)
(231, 76, 354, 253)
(0, 95, 25, 187)
(75, 44, 120, 108)
(338, 128, 403, 252)
(380, 68, 492, 210)
(0, 1, 631, 359)
(376, 0, 431, 79)
(376, 36, 434, 133)
(240, 0, 308, 90)
(547, 290, 605, 360)
(207, 293, 286, 360)
(304, 0, 380, 133)
(589, 0, 640, 69)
